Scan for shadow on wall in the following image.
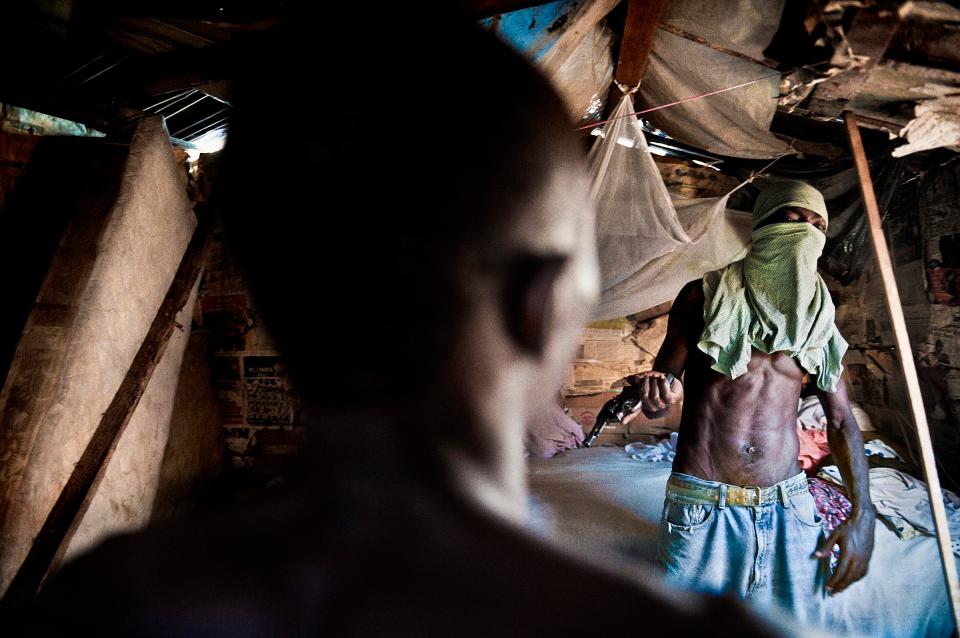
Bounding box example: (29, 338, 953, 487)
(0, 133, 126, 391)
(150, 329, 228, 523)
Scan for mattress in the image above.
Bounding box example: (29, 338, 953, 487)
(527, 446, 957, 638)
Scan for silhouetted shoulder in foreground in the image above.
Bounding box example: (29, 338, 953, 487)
(28, 470, 789, 637)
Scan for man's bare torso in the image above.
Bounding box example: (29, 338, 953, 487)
(672, 280, 805, 487)
(639, 205, 875, 595)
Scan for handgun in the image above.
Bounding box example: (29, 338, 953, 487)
(582, 373, 674, 447)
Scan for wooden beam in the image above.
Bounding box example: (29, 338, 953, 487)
(656, 23, 777, 70)
(537, 0, 620, 79)
(844, 112, 960, 629)
(614, 0, 667, 89)
(888, 19, 960, 73)
(1, 213, 210, 606)
(808, 9, 901, 118)
(627, 300, 672, 323)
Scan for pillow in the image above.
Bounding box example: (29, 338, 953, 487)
(525, 403, 585, 458)
(797, 395, 876, 432)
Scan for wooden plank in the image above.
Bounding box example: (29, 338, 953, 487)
(627, 300, 672, 323)
(656, 23, 777, 70)
(537, 0, 620, 79)
(844, 112, 960, 629)
(1, 213, 210, 606)
(889, 19, 960, 72)
(807, 9, 901, 118)
(898, 1, 960, 21)
(614, 0, 667, 89)
(864, 60, 960, 98)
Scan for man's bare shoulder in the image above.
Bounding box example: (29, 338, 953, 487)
(675, 279, 705, 308)
(671, 279, 706, 331)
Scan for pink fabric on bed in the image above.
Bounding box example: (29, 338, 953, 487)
(808, 477, 851, 572)
(525, 403, 585, 458)
(797, 426, 830, 472)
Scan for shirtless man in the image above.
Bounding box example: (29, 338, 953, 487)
(632, 180, 875, 626)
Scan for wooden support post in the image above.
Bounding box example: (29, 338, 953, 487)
(1, 214, 211, 607)
(598, 0, 666, 128)
(614, 0, 667, 89)
(844, 112, 960, 628)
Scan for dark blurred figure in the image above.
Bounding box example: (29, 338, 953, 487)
(19, 8, 807, 637)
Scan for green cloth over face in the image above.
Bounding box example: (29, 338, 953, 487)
(752, 179, 828, 228)
(697, 220, 847, 392)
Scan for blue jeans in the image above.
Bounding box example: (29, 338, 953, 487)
(657, 471, 827, 627)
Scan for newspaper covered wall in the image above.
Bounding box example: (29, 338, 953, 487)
(828, 161, 960, 480)
(198, 227, 303, 484)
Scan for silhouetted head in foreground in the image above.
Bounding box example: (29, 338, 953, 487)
(221, 7, 599, 518)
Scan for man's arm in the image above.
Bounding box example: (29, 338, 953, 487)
(631, 281, 699, 419)
(814, 379, 876, 594)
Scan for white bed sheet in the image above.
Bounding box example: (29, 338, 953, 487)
(527, 446, 957, 638)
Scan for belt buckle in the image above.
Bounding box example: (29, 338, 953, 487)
(744, 485, 763, 505)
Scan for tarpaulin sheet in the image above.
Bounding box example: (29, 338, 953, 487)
(639, 0, 789, 160)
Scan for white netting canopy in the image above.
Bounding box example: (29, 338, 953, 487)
(590, 94, 753, 320)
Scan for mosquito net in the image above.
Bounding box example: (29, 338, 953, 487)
(590, 94, 753, 319)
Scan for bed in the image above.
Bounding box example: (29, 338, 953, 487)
(526, 446, 958, 638)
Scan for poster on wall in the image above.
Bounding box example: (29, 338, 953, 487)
(215, 382, 244, 425)
(926, 245, 960, 305)
(921, 167, 960, 306)
(928, 306, 960, 367)
(211, 355, 244, 425)
(244, 356, 295, 425)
